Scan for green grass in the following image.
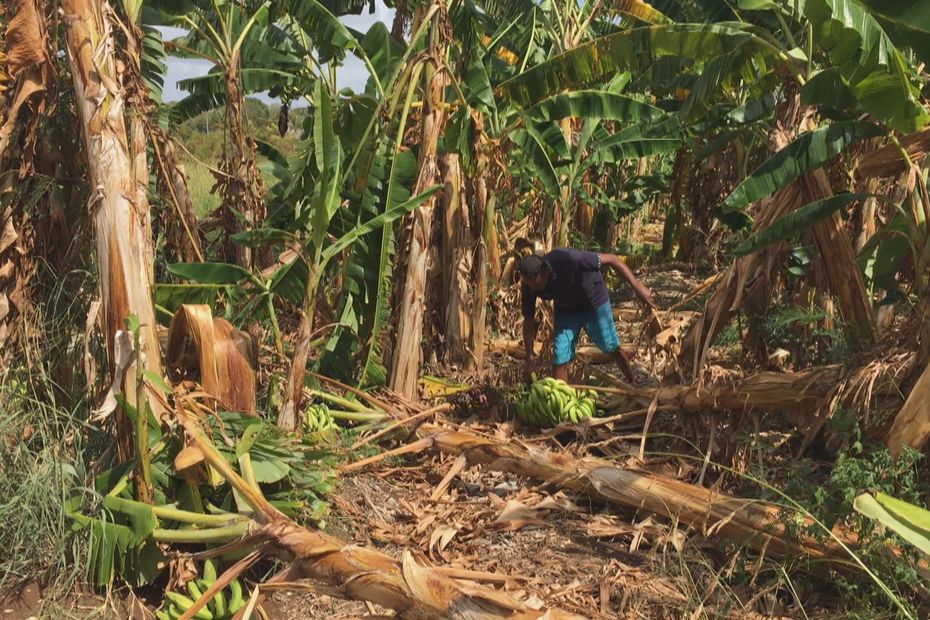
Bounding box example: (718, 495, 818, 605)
(0, 267, 104, 605)
(182, 157, 221, 218)
(0, 379, 89, 591)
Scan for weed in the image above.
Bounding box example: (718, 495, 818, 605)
(762, 303, 850, 367)
(780, 426, 925, 616)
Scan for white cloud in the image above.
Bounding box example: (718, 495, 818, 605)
(157, 3, 395, 103)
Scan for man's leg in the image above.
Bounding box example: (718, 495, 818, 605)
(611, 347, 636, 384)
(551, 313, 580, 382)
(587, 302, 636, 383)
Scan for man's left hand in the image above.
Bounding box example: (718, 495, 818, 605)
(638, 287, 657, 309)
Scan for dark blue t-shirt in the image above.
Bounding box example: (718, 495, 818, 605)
(521, 248, 609, 318)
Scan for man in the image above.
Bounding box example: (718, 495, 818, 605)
(520, 248, 656, 384)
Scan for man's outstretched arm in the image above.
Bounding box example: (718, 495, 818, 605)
(598, 253, 656, 308)
(522, 315, 539, 381)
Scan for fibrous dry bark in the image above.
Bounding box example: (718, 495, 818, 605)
(63, 0, 163, 458)
(390, 4, 449, 399)
(885, 362, 930, 458)
(857, 127, 930, 181)
(440, 152, 473, 365)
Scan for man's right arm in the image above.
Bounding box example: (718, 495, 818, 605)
(522, 315, 538, 360)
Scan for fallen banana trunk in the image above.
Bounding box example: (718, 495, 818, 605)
(412, 426, 857, 567)
(173, 406, 581, 620)
(601, 365, 846, 415)
(591, 363, 908, 425)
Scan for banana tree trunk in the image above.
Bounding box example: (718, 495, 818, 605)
(389, 5, 448, 399)
(680, 98, 877, 372)
(468, 132, 491, 370)
(278, 267, 318, 431)
(118, 9, 203, 264)
(62, 0, 163, 459)
(802, 168, 877, 348)
(885, 362, 930, 457)
(440, 153, 472, 364)
(679, 179, 804, 375)
(221, 50, 265, 269)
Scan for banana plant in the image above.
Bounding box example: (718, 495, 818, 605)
(153, 0, 301, 267)
(247, 80, 440, 430)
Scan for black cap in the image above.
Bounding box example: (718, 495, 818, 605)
(519, 255, 546, 277)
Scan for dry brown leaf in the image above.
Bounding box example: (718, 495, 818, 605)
(5, 0, 48, 77)
(174, 445, 205, 472)
(536, 494, 583, 513)
(166, 304, 256, 415)
(92, 329, 136, 421)
(492, 500, 546, 531)
(428, 526, 460, 561)
(83, 299, 102, 394)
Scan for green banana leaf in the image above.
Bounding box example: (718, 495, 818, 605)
(722, 120, 884, 212)
(734, 193, 874, 255)
(526, 90, 666, 123)
(726, 92, 776, 124)
(854, 493, 930, 557)
(140, 26, 167, 103)
(320, 185, 443, 265)
(359, 22, 406, 92)
(853, 0, 930, 65)
(167, 262, 254, 285)
(588, 136, 681, 164)
(498, 23, 757, 108)
(805, 0, 928, 131)
(858, 214, 912, 290)
(310, 80, 344, 252)
(852, 0, 930, 36)
(356, 149, 417, 387)
(510, 128, 560, 196)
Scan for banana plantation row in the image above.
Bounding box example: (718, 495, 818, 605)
(3, 0, 930, 617)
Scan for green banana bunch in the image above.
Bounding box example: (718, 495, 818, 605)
(515, 378, 599, 428)
(156, 560, 247, 620)
(304, 402, 338, 434)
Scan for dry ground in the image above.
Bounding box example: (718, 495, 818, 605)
(263, 267, 841, 619)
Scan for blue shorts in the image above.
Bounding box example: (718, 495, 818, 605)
(553, 302, 620, 366)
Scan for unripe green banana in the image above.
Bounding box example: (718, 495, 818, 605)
(165, 591, 213, 620)
(203, 560, 217, 585)
(227, 579, 246, 614)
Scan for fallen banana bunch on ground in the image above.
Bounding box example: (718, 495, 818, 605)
(303, 389, 388, 435)
(157, 560, 246, 620)
(304, 402, 338, 433)
(515, 377, 598, 427)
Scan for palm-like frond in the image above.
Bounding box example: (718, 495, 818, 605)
(498, 23, 757, 108)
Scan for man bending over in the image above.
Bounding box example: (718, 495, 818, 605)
(520, 248, 656, 384)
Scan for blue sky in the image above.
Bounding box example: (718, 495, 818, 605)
(160, 1, 396, 103)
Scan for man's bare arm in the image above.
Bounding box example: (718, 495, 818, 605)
(522, 316, 538, 360)
(599, 253, 656, 307)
